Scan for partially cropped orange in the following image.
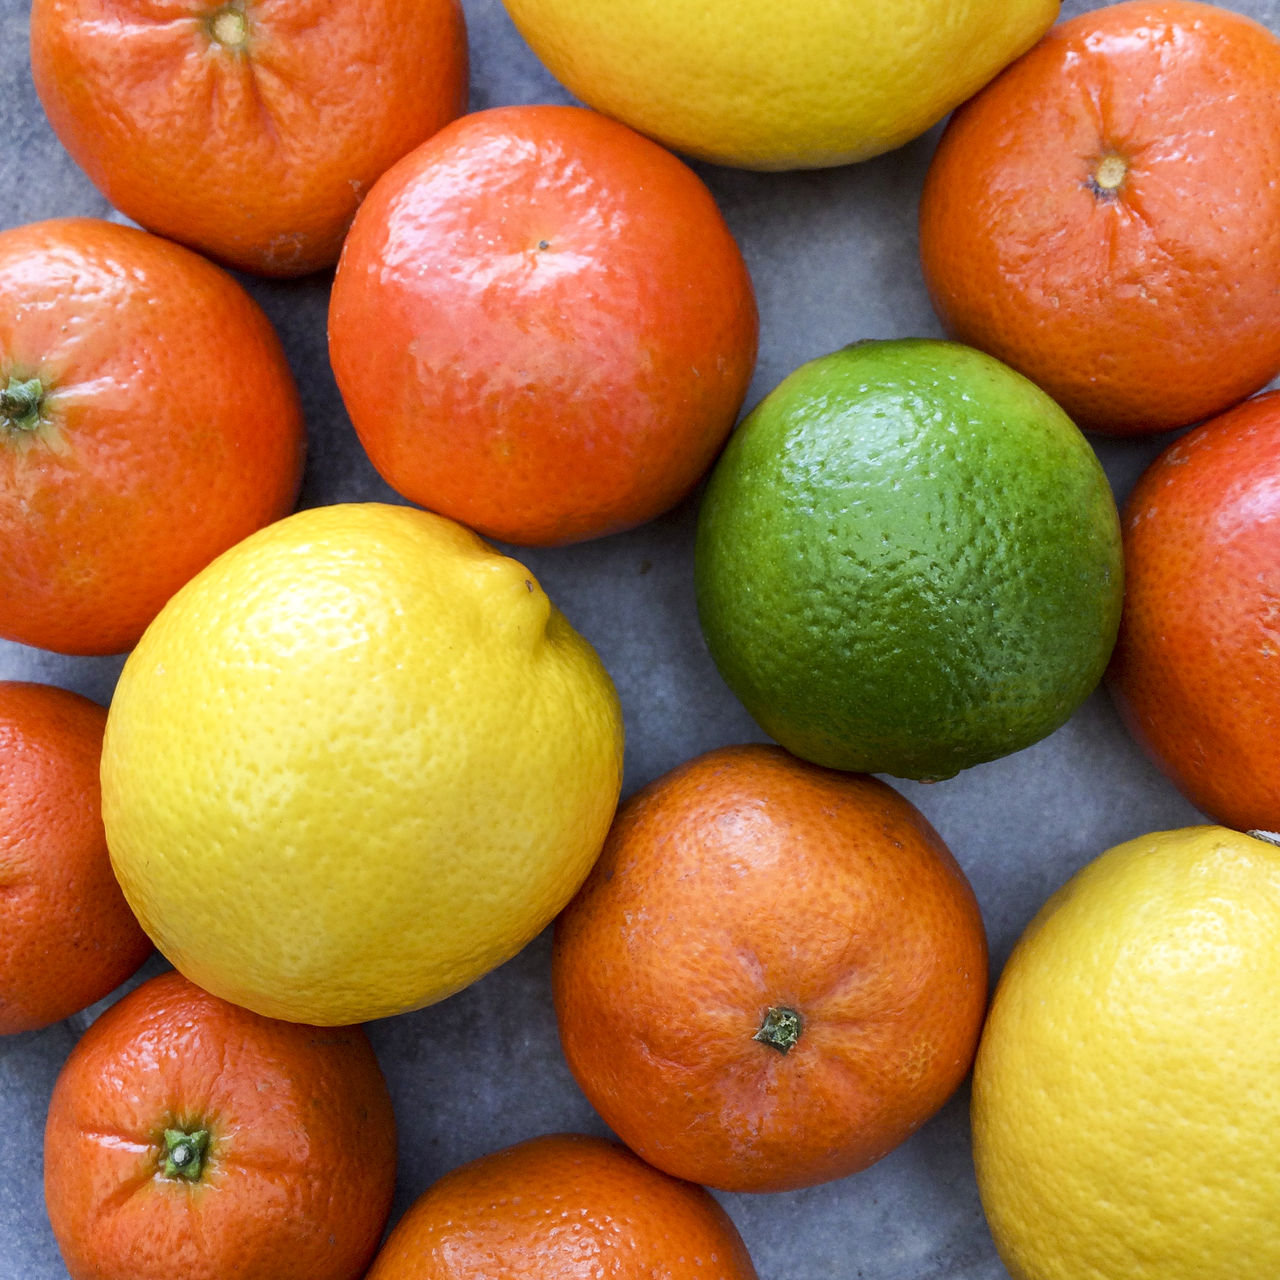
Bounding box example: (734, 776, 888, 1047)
(1107, 390, 1280, 832)
(364, 1133, 758, 1279)
(0, 681, 151, 1034)
(0, 218, 304, 655)
(919, 0, 1280, 434)
(30, 0, 468, 276)
(554, 744, 989, 1193)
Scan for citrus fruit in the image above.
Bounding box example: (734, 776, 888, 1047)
(30, 0, 468, 276)
(694, 338, 1124, 782)
(918, 0, 1280, 435)
(328, 104, 758, 547)
(0, 217, 304, 656)
(973, 824, 1280, 1280)
(100, 502, 624, 1025)
(500, 0, 1058, 170)
(43, 969, 397, 1280)
(0, 681, 151, 1034)
(364, 1133, 759, 1279)
(552, 743, 988, 1193)
(1106, 390, 1280, 831)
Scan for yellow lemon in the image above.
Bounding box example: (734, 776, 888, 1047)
(972, 825, 1280, 1279)
(101, 503, 624, 1025)
(500, 0, 1060, 170)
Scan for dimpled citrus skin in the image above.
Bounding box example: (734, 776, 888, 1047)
(31, 0, 468, 276)
(500, 0, 1058, 170)
(100, 503, 624, 1026)
(44, 970, 398, 1280)
(918, 1, 1280, 434)
(0, 681, 151, 1034)
(328, 104, 758, 547)
(364, 1133, 759, 1279)
(0, 217, 304, 656)
(552, 745, 988, 1194)
(1107, 392, 1280, 831)
(973, 826, 1280, 1280)
(694, 339, 1123, 782)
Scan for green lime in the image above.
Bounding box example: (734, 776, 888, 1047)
(694, 338, 1123, 781)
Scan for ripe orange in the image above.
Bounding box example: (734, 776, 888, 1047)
(0, 681, 151, 1034)
(364, 1133, 759, 1279)
(328, 104, 758, 546)
(0, 218, 304, 656)
(30, 0, 468, 277)
(43, 970, 397, 1280)
(552, 743, 989, 1193)
(1107, 390, 1280, 832)
(918, 0, 1280, 435)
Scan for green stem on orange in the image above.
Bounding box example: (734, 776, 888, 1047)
(0, 376, 44, 434)
(162, 1127, 211, 1181)
(753, 1005, 803, 1055)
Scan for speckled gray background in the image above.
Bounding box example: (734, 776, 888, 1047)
(2, 0, 1277, 1275)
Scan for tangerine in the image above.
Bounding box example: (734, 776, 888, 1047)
(1107, 390, 1280, 832)
(552, 743, 989, 1193)
(0, 681, 151, 1035)
(0, 218, 304, 656)
(364, 1133, 759, 1279)
(31, 0, 468, 276)
(43, 970, 397, 1280)
(918, 0, 1280, 434)
(328, 104, 758, 546)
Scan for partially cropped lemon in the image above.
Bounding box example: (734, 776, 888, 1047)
(973, 825, 1280, 1279)
(501, 0, 1059, 169)
(101, 503, 624, 1025)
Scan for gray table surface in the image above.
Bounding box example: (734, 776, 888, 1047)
(2, 0, 1276, 1275)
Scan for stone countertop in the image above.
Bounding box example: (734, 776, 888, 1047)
(0, 1, 1271, 1276)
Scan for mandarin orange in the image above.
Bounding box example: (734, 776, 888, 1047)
(0, 681, 151, 1034)
(919, 0, 1280, 434)
(553, 743, 989, 1193)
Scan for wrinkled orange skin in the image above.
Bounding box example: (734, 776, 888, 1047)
(552, 744, 989, 1194)
(0, 218, 304, 655)
(44, 970, 398, 1280)
(918, 1, 1280, 435)
(30, 0, 468, 277)
(0, 681, 151, 1034)
(365, 1133, 759, 1280)
(1107, 391, 1280, 832)
(328, 105, 759, 547)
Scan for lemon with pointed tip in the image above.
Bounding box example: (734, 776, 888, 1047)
(101, 503, 624, 1025)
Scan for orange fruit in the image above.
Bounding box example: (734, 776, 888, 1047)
(918, 0, 1280, 435)
(0, 681, 151, 1035)
(328, 104, 758, 546)
(0, 217, 304, 656)
(552, 743, 989, 1194)
(30, 0, 468, 277)
(1107, 390, 1280, 832)
(364, 1133, 759, 1279)
(43, 969, 397, 1280)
